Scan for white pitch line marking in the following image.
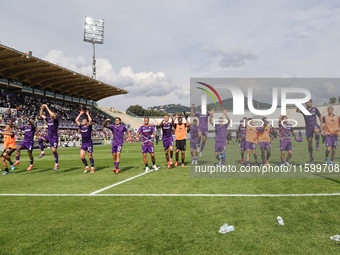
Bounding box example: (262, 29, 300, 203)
(0, 193, 339, 197)
(90, 171, 151, 194)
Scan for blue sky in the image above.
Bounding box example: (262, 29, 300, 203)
(1, 0, 340, 110)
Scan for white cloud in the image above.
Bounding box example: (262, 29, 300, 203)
(43, 50, 185, 99)
(202, 46, 257, 69)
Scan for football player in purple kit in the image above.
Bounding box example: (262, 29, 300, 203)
(238, 117, 248, 164)
(296, 99, 323, 165)
(103, 117, 130, 174)
(159, 115, 174, 169)
(136, 117, 159, 173)
(38, 104, 59, 171)
(191, 104, 210, 157)
(190, 119, 199, 164)
(12, 117, 35, 171)
(75, 109, 94, 173)
(209, 109, 230, 166)
(279, 115, 301, 166)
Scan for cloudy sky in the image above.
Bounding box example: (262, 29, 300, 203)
(2, 0, 340, 110)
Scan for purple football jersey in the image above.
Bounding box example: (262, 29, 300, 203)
(79, 124, 92, 144)
(215, 124, 227, 142)
(20, 125, 35, 143)
(190, 125, 199, 144)
(109, 124, 128, 144)
(46, 117, 59, 139)
(137, 125, 155, 146)
(300, 107, 321, 127)
(161, 122, 173, 140)
(238, 125, 247, 141)
(195, 112, 209, 130)
(279, 123, 292, 142)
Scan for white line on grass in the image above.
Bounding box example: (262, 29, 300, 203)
(90, 171, 150, 194)
(0, 193, 340, 197)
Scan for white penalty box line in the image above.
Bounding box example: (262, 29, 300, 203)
(0, 193, 340, 197)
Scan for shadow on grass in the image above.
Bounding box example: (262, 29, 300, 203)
(314, 173, 340, 184)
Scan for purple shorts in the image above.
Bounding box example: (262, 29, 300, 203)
(112, 143, 123, 153)
(246, 141, 256, 150)
(325, 135, 338, 148)
(142, 144, 154, 154)
(163, 139, 173, 150)
(259, 142, 271, 149)
(43, 136, 58, 149)
(81, 143, 93, 153)
(19, 141, 34, 152)
(198, 128, 208, 137)
(280, 141, 293, 151)
(190, 142, 198, 150)
(215, 141, 226, 152)
(240, 140, 246, 152)
(306, 125, 320, 139)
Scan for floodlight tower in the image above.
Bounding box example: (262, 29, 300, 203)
(83, 16, 104, 79)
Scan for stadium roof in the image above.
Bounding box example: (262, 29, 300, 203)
(0, 44, 128, 101)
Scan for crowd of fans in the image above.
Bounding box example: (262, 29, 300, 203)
(0, 92, 134, 143)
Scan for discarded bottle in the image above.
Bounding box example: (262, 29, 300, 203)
(277, 216, 284, 226)
(219, 223, 235, 234)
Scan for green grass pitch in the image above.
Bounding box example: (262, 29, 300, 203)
(0, 140, 339, 254)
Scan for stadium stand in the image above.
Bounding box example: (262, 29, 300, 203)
(95, 105, 143, 130)
(0, 43, 134, 146)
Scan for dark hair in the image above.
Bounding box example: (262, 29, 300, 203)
(193, 119, 197, 122)
(282, 115, 287, 119)
(115, 117, 121, 121)
(144, 117, 149, 120)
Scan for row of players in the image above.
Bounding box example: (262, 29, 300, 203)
(190, 100, 340, 167)
(0, 103, 191, 175)
(1, 99, 338, 175)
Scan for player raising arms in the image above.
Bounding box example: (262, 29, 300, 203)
(257, 117, 273, 168)
(191, 104, 210, 157)
(245, 118, 258, 166)
(136, 117, 159, 173)
(12, 117, 35, 171)
(103, 117, 130, 173)
(209, 109, 230, 166)
(159, 115, 174, 168)
(296, 99, 323, 164)
(38, 104, 59, 171)
(75, 109, 94, 173)
(238, 117, 247, 163)
(172, 114, 190, 167)
(279, 115, 301, 166)
(190, 119, 199, 164)
(322, 106, 340, 166)
(1, 123, 16, 175)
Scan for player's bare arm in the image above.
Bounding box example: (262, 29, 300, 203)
(103, 119, 110, 128)
(85, 110, 93, 125)
(223, 109, 231, 127)
(126, 130, 131, 142)
(75, 110, 84, 126)
(40, 105, 46, 119)
(136, 132, 140, 142)
(185, 116, 190, 128)
(45, 105, 56, 119)
(296, 107, 301, 113)
(191, 104, 196, 116)
(0, 131, 14, 136)
(209, 109, 214, 126)
(291, 130, 298, 140)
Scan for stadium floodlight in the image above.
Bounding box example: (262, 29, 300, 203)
(83, 16, 104, 79)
